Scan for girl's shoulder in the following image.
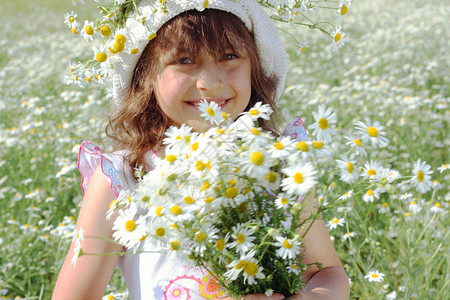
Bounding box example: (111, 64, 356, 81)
(283, 116, 308, 142)
(77, 141, 144, 196)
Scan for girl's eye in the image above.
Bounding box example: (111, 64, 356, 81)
(174, 57, 193, 65)
(220, 53, 239, 61)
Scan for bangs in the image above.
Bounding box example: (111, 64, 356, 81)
(154, 9, 254, 62)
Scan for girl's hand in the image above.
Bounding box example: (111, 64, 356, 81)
(222, 294, 286, 300)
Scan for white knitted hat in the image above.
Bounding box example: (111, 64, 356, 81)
(111, 0, 287, 105)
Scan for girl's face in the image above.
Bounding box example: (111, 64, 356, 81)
(154, 49, 251, 131)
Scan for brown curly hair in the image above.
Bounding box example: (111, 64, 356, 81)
(106, 9, 281, 171)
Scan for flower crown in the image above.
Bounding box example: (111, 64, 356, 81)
(64, 0, 350, 103)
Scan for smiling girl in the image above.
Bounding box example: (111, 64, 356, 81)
(52, 1, 349, 299)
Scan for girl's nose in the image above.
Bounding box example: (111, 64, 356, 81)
(196, 63, 223, 92)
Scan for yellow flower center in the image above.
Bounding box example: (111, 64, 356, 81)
(205, 197, 214, 203)
(367, 189, 374, 196)
(69, 16, 75, 23)
(236, 233, 246, 244)
(244, 261, 258, 276)
(170, 205, 182, 216)
(166, 154, 176, 163)
(131, 48, 139, 54)
(274, 142, 284, 150)
(334, 32, 341, 42)
(195, 161, 205, 171)
(108, 295, 114, 300)
(417, 170, 424, 182)
(85, 25, 94, 35)
(353, 139, 362, 147)
(225, 187, 238, 198)
(265, 171, 277, 183)
(95, 52, 107, 63)
(155, 227, 165, 237)
(125, 220, 136, 232)
(367, 126, 378, 137)
(332, 218, 339, 224)
(368, 169, 376, 176)
(434, 203, 442, 208)
(196, 232, 207, 243)
(249, 109, 259, 115)
(173, 290, 180, 296)
(155, 206, 164, 217)
(71, 27, 79, 34)
(294, 172, 303, 184)
(283, 239, 293, 249)
(170, 240, 181, 250)
(216, 239, 225, 251)
(184, 196, 195, 204)
(281, 198, 289, 205)
(201, 181, 210, 191)
(100, 25, 111, 37)
(236, 260, 246, 269)
(112, 41, 125, 53)
(347, 162, 354, 173)
(206, 107, 215, 116)
(115, 34, 126, 44)
(191, 142, 199, 151)
(228, 179, 237, 186)
(341, 5, 348, 15)
(382, 202, 389, 208)
(371, 273, 379, 279)
(296, 141, 309, 151)
(250, 128, 260, 135)
(217, 128, 225, 134)
(318, 118, 329, 130)
(250, 151, 264, 166)
(312, 141, 324, 149)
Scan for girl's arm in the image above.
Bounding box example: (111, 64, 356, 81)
(52, 166, 125, 300)
(288, 194, 350, 300)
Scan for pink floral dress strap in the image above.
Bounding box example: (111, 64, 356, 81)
(77, 141, 132, 197)
(283, 116, 308, 142)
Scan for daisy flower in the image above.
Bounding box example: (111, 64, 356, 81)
(112, 205, 147, 250)
(224, 250, 256, 281)
(242, 258, 266, 285)
(274, 236, 301, 259)
(191, 224, 219, 256)
(430, 203, 444, 214)
(197, 99, 225, 125)
(338, 0, 351, 16)
(336, 155, 359, 184)
(344, 134, 367, 156)
(274, 193, 295, 210)
(364, 270, 385, 283)
(409, 159, 433, 194)
(246, 101, 273, 121)
(377, 202, 390, 214)
(296, 40, 309, 56)
(327, 217, 345, 229)
(229, 223, 256, 254)
(338, 189, 353, 201)
(71, 227, 85, 265)
(331, 26, 345, 51)
(82, 20, 95, 41)
(64, 11, 77, 28)
(363, 189, 380, 203)
(287, 263, 301, 275)
(281, 162, 318, 196)
(362, 160, 383, 180)
(93, 45, 109, 64)
(308, 104, 337, 142)
(146, 221, 174, 248)
(239, 148, 273, 178)
(354, 118, 389, 148)
(163, 124, 194, 151)
(342, 231, 356, 240)
(267, 136, 296, 159)
(437, 164, 449, 173)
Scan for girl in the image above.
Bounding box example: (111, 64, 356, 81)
(53, 1, 350, 299)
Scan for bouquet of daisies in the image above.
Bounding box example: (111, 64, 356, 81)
(108, 101, 320, 297)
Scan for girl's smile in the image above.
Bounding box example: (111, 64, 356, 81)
(154, 51, 251, 131)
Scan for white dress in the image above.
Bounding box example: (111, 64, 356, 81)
(77, 117, 308, 300)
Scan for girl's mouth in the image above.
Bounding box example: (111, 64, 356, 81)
(185, 98, 231, 109)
